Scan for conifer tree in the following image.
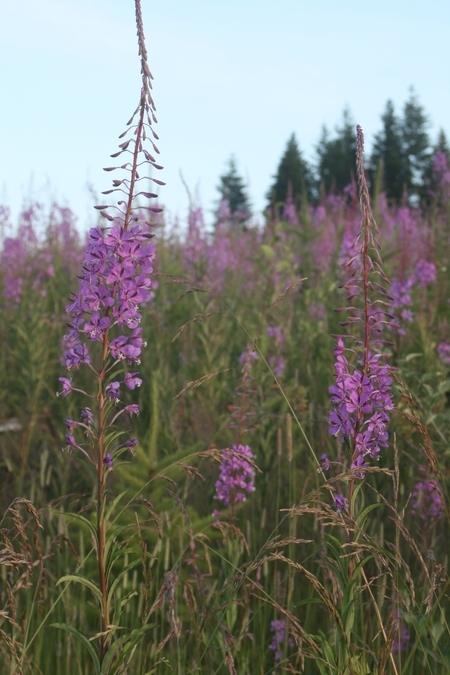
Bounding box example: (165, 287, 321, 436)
(402, 88, 431, 196)
(371, 92, 431, 203)
(266, 133, 313, 212)
(370, 100, 409, 203)
(316, 108, 357, 194)
(216, 157, 251, 226)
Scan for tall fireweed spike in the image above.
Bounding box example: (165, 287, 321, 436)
(58, 0, 162, 663)
(328, 126, 394, 499)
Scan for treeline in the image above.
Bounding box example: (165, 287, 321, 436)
(215, 90, 449, 224)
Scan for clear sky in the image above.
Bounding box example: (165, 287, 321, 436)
(1, 0, 449, 230)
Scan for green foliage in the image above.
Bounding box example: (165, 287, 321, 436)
(317, 108, 357, 194)
(215, 156, 251, 226)
(266, 133, 314, 210)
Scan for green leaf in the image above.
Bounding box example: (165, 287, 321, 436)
(104, 490, 129, 526)
(50, 623, 101, 673)
(60, 511, 98, 544)
(57, 574, 104, 607)
(108, 558, 142, 609)
(100, 625, 155, 674)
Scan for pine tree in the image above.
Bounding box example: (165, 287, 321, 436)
(371, 92, 431, 204)
(316, 108, 357, 194)
(216, 157, 251, 226)
(402, 88, 431, 197)
(266, 134, 313, 212)
(370, 100, 408, 203)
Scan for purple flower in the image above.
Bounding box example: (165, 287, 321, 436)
(106, 381, 121, 402)
(124, 372, 142, 390)
(81, 407, 94, 425)
(411, 476, 445, 521)
(238, 349, 258, 366)
(123, 438, 138, 450)
(103, 453, 114, 468)
(57, 377, 73, 397)
(328, 340, 393, 471)
(267, 326, 285, 344)
(437, 342, 450, 366)
(393, 627, 413, 654)
(319, 454, 331, 472)
(335, 494, 349, 512)
(65, 434, 78, 449)
(269, 619, 294, 667)
(214, 444, 255, 508)
(124, 404, 139, 416)
(268, 355, 285, 377)
(65, 418, 77, 432)
(415, 259, 436, 288)
(65, 343, 91, 369)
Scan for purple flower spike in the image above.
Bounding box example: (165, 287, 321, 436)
(411, 476, 445, 522)
(214, 444, 255, 508)
(269, 619, 294, 667)
(124, 372, 142, 390)
(103, 453, 114, 468)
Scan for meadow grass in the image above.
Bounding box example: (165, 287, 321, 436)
(1, 2, 450, 673)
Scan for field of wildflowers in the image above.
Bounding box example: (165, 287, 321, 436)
(1, 2, 450, 674)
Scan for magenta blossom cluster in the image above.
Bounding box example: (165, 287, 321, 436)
(390, 259, 436, 335)
(214, 444, 255, 507)
(269, 619, 294, 667)
(437, 342, 450, 366)
(63, 222, 155, 378)
(57, 221, 155, 461)
(2, 222, 54, 307)
(329, 339, 394, 473)
(411, 477, 445, 522)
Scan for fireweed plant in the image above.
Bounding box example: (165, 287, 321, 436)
(55, 0, 163, 669)
(325, 126, 395, 509)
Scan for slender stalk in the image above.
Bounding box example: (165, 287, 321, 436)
(97, 333, 109, 662)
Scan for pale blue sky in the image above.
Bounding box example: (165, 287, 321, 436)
(1, 0, 449, 230)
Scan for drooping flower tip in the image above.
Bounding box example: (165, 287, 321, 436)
(81, 407, 94, 425)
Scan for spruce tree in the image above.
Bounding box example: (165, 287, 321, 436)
(402, 88, 431, 197)
(215, 157, 251, 226)
(317, 108, 357, 194)
(266, 133, 313, 211)
(370, 100, 408, 203)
